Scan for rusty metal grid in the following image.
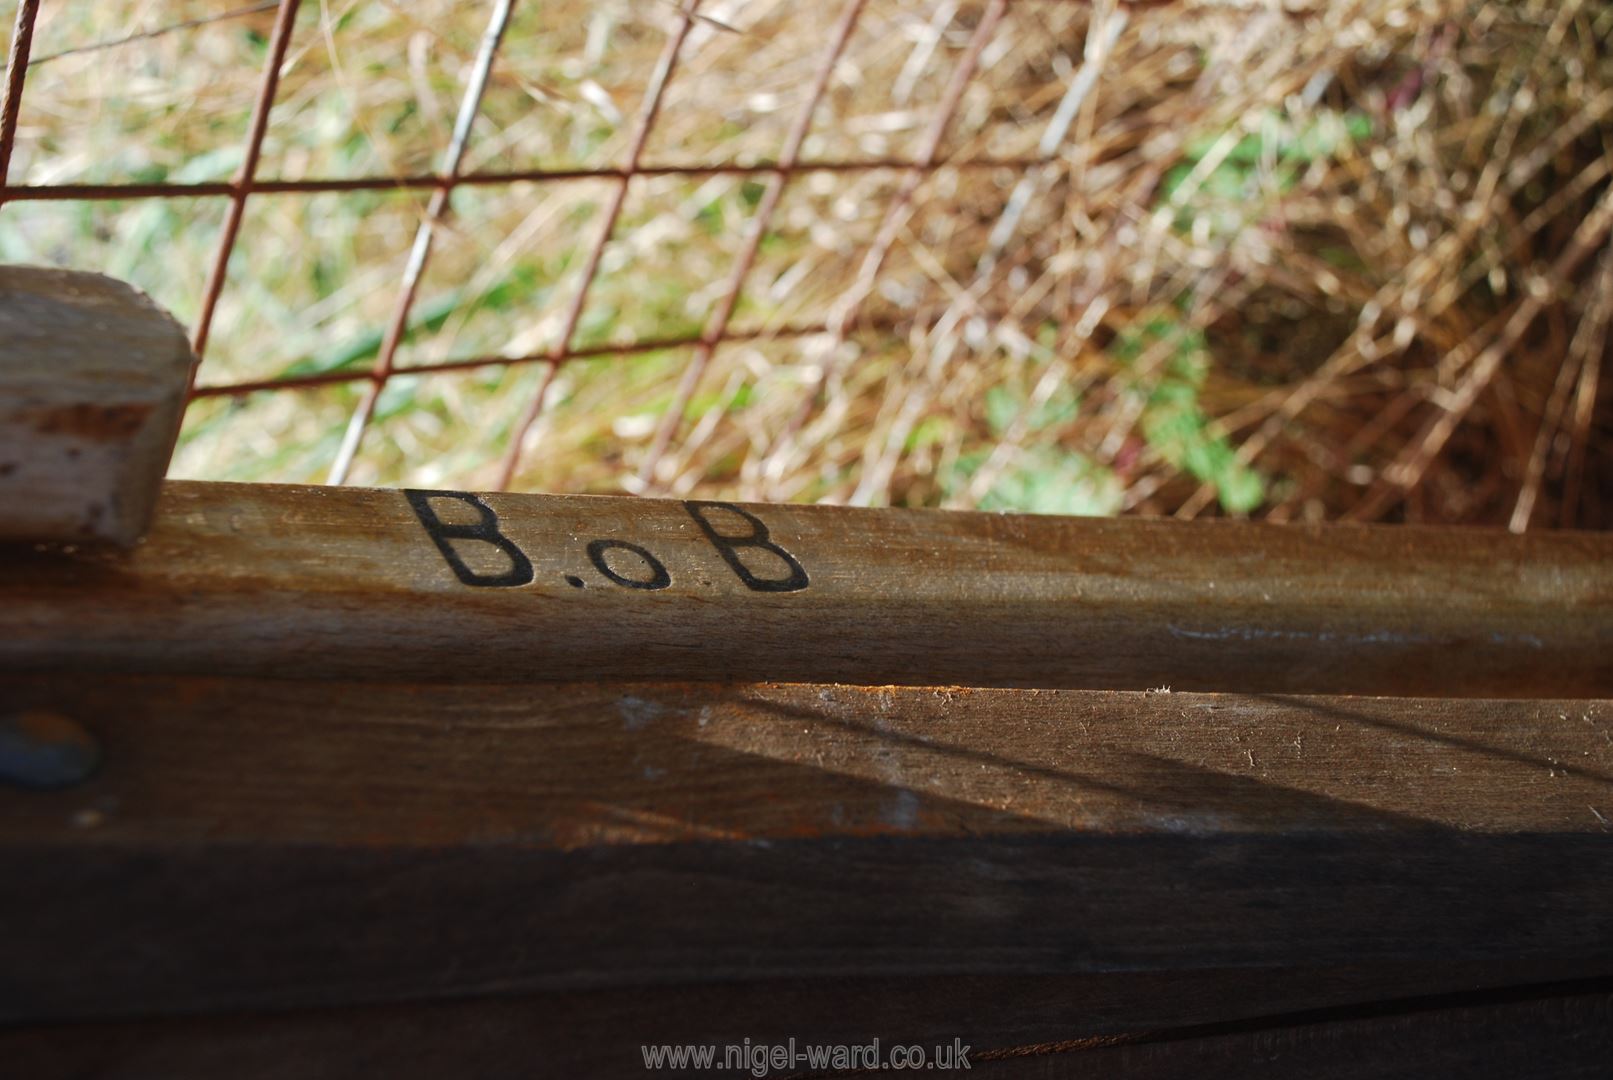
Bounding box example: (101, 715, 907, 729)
(0, 0, 1143, 492)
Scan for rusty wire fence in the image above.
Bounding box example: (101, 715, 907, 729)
(2, 0, 1609, 524)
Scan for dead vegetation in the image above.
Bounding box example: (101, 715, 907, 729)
(3, 0, 1609, 527)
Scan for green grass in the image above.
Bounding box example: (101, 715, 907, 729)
(1113, 319, 1266, 515)
(4, 0, 1604, 526)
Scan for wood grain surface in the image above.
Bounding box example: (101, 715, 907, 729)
(4, 675, 1609, 1021)
(2, 480, 1609, 694)
(3, 976, 1609, 1079)
(0, 266, 195, 545)
(4, 480, 1610, 1068)
(968, 987, 1613, 1079)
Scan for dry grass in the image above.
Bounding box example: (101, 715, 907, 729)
(2, 0, 1609, 527)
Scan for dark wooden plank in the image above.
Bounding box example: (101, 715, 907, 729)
(2, 675, 1609, 1020)
(968, 989, 1613, 1078)
(2, 481, 1609, 694)
(3, 979, 1609, 1079)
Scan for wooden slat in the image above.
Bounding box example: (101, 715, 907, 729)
(969, 989, 1613, 1079)
(3, 674, 1609, 1021)
(2, 480, 1610, 694)
(3, 978, 1609, 1079)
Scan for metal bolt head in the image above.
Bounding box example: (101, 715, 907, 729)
(0, 711, 101, 790)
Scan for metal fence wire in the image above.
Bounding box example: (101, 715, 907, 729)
(1, 0, 1609, 525)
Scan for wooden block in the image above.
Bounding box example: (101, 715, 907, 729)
(0, 266, 196, 545)
(1, 481, 1610, 694)
(2, 674, 1608, 1020)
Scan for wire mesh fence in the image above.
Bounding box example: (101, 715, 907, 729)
(1, 0, 1609, 526)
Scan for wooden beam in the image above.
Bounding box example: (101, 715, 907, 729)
(3, 675, 1609, 1021)
(965, 988, 1613, 1079)
(0, 266, 195, 545)
(2, 481, 1609, 695)
(3, 978, 1609, 1079)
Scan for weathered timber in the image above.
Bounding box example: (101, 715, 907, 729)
(1, 480, 1609, 694)
(2, 675, 1609, 1021)
(2, 978, 1609, 1079)
(0, 266, 195, 545)
(965, 987, 1613, 1079)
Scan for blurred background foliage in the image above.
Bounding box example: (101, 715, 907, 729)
(1, 0, 1609, 527)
